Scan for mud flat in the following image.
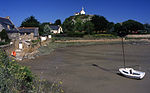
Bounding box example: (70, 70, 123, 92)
(20, 42, 150, 93)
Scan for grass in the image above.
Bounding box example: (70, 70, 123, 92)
(52, 34, 118, 42)
(38, 41, 123, 56)
(83, 34, 118, 39)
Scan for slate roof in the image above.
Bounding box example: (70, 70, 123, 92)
(0, 17, 18, 31)
(50, 25, 59, 30)
(18, 27, 39, 37)
(6, 30, 19, 33)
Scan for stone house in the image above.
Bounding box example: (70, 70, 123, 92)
(18, 27, 39, 41)
(0, 17, 19, 41)
(50, 25, 63, 34)
(0, 16, 20, 50)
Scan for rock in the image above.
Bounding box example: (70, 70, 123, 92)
(23, 50, 39, 60)
(28, 56, 35, 60)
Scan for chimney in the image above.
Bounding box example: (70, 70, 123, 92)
(6, 16, 10, 19)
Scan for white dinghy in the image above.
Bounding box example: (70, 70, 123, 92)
(119, 68, 145, 79)
(118, 35, 146, 80)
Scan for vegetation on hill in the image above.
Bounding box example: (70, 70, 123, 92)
(62, 15, 95, 36)
(20, 15, 150, 37)
(62, 14, 149, 37)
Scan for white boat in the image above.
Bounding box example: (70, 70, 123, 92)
(119, 68, 145, 79)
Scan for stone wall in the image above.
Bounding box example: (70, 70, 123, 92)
(127, 34, 150, 38)
(20, 33, 38, 41)
(7, 33, 19, 40)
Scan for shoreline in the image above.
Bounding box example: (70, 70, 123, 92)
(20, 39, 150, 62)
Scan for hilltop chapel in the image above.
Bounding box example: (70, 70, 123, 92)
(75, 7, 86, 15)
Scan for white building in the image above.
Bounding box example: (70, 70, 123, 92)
(75, 7, 86, 15)
(50, 25, 63, 34)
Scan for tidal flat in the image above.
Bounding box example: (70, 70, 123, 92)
(20, 42, 150, 93)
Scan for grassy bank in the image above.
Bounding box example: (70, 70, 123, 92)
(52, 34, 118, 41)
(0, 49, 64, 93)
(38, 38, 150, 56)
(38, 41, 121, 56)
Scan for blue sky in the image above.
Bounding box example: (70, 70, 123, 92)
(0, 0, 150, 26)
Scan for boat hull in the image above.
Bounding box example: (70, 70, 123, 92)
(119, 68, 145, 79)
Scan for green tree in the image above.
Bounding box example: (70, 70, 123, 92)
(21, 16, 40, 27)
(62, 17, 74, 33)
(39, 22, 50, 35)
(144, 23, 150, 33)
(84, 21, 94, 34)
(62, 15, 93, 35)
(73, 19, 84, 32)
(114, 23, 127, 37)
(0, 29, 10, 42)
(122, 20, 144, 34)
(44, 24, 52, 35)
(54, 19, 61, 25)
(91, 15, 109, 33)
(106, 22, 115, 33)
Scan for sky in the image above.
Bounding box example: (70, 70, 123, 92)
(0, 0, 150, 26)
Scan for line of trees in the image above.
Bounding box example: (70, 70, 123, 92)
(20, 15, 150, 37)
(62, 15, 150, 37)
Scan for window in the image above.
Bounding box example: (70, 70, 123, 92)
(123, 70, 128, 74)
(7, 25, 10, 30)
(133, 73, 140, 75)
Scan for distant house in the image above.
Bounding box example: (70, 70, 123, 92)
(0, 17, 19, 40)
(50, 25, 63, 34)
(18, 27, 39, 41)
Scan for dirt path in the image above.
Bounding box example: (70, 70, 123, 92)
(20, 43, 150, 93)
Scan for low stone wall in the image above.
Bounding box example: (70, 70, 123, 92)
(0, 44, 15, 56)
(127, 34, 150, 38)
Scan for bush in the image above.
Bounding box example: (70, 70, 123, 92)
(0, 29, 10, 42)
(0, 42, 9, 45)
(0, 49, 64, 93)
(0, 50, 34, 92)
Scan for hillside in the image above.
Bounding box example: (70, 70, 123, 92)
(65, 14, 94, 24)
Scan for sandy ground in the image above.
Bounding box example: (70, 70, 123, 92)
(20, 43, 150, 93)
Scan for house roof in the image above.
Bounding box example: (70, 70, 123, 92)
(6, 30, 19, 33)
(0, 17, 18, 31)
(0, 17, 13, 26)
(18, 27, 39, 29)
(18, 27, 39, 37)
(50, 25, 59, 30)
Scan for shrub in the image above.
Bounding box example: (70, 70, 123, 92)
(0, 42, 9, 45)
(0, 49, 64, 93)
(0, 49, 34, 92)
(0, 29, 10, 42)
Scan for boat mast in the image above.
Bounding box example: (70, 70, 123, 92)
(121, 37, 126, 68)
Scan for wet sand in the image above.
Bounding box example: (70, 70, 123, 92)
(20, 43, 150, 93)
